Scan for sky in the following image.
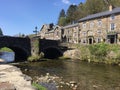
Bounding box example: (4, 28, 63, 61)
(0, 0, 85, 36)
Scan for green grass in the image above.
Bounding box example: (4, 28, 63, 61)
(72, 43, 120, 65)
(0, 47, 13, 52)
(32, 82, 47, 90)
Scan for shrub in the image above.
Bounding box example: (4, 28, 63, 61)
(27, 52, 44, 62)
(88, 43, 108, 58)
(27, 55, 41, 62)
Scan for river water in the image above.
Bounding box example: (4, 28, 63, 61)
(0, 52, 15, 62)
(15, 60, 120, 90)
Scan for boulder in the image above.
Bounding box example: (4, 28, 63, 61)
(0, 59, 5, 63)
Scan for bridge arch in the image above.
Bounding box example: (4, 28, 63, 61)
(0, 46, 29, 62)
(42, 46, 63, 59)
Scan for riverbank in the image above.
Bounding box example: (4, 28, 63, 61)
(0, 64, 36, 90)
(16, 60, 120, 90)
(63, 43, 120, 66)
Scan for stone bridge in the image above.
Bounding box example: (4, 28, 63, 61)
(0, 36, 67, 61)
(0, 36, 31, 61)
(39, 39, 66, 59)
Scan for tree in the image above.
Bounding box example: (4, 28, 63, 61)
(84, 0, 106, 15)
(107, 0, 120, 7)
(57, 0, 120, 26)
(58, 9, 66, 25)
(74, 2, 85, 20)
(66, 5, 78, 24)
(58, 17, 67, 26)
(0, 28, 3, 36)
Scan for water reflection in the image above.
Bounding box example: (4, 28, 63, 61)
(16, 60, 120, 90)
(0, 52, 15, 62)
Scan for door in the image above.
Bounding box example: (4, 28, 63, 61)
(89, 38, 93, 44)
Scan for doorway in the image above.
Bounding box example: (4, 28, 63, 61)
(107, 34, 117, 44)
(89, 38, 93, 44)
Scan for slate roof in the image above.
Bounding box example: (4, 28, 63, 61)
(78, 7, 120, 22)
(63, 23, 79, 29)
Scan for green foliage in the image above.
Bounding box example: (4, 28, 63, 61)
(0, 47, 13, 52)
(0, 28, 3, 35)
(28, 34, 36, 38)
(71, 43, 120, 65)
(66, 5, 78, 23)
(34, 40, 39, 48)
(32, 82, 46, 90)
(58, 9, 66, 18)
(58, 56, 70, 60)
(58, 9, 66, 26)
(27, 52, 44, 62)
(88, 43, 108, 57)
(78, 45, 90, 61)
(57, 0, 120, 26)
(27, 55, 41, 62)
(58, 17, 67, 26)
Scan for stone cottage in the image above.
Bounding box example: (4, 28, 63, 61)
(39, 23, 62, 41)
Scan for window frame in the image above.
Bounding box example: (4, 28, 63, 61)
(110, 14, 115, 20)
(110, 23, 115, 30)
(82, 22, 86, 28)
(97, 20, 102, 26)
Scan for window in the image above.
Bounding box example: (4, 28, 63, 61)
(97, 30, 102, 34)
(83, 39, 86, 43)
(82, 22, 86, 28)
(110, 14, 115, 20)
(88, 31, 93, 36)
(56, 31, 59, 36)
(110, 23, 115, 30)
(98, 20, 102, 26)
(97, 38, 101, 43)
(83, 31, 86, 36)
(90, 22, 94, 28)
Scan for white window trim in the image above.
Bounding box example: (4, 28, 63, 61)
(90, 22, 94, 28)
(97, 29, 102, 34)
(110, 23, 116, 31)
(82, 22, 86, 28)
(97, 20, 102, 27)
(110, 14, 115, 20)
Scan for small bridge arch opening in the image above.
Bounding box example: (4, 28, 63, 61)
(42, 47, 63, 59)
(0, 46, 29, 62)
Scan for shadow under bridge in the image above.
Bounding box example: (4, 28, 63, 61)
(42, 46, 63, 59)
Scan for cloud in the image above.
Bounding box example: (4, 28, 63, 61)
(53, 2, 61, 6)
(62, 0, 71, 5)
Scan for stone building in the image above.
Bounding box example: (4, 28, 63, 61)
(39, 5, 120, 45)
(39, 23, 62, 41)
(62, 23, 79, 43)
(78, 5, 120, 44)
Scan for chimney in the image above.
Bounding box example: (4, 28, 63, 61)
(109, 4, 113, 11)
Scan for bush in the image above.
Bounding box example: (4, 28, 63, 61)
(27, 55, 41, 62)
(88, 43, 108, 58)
(27, 52, 44, 62)
(79, 45, 90, 61)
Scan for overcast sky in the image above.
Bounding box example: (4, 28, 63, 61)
(0, 0, 85, 36)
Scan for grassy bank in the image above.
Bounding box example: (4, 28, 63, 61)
(0, 47, 13, 52)
(70, 43, 120, 65)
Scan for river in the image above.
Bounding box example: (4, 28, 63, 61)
(15, 60, 120, 90)
(0, 52, 15, 62)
